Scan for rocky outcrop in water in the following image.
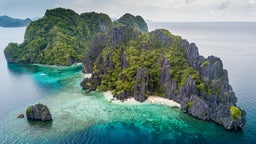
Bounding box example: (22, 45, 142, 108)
(81, 26, 246, 130)
(26, 104, 52, 121)
(17, 114, 24, 119)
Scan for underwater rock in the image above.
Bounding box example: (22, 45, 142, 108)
(17, 114, 24, 118)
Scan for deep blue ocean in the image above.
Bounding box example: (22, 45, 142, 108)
(0, 22, 256, 144)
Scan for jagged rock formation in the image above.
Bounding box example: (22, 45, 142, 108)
(81, 27, 246, 130)
(26, 104, 52, 121)
(133, 68, 148, 102)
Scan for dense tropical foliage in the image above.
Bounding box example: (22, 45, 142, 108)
(4, 8, 147, 65)
(84, 28, 210, 97)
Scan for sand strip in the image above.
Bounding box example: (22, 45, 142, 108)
(104, 91, 180, 108)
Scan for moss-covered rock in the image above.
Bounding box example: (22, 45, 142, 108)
(230, 106, 242, 121)
(187, 101, 193, 109)
(26, 103, 52, 121)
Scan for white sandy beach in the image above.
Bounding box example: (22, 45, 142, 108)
(104, 91, 180, 108)
(81, 73, 92, 78)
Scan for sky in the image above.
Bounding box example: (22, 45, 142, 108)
(0, 0, 256, 22)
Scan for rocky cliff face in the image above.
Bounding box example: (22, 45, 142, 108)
(83, 26, 140, 73)
(168, 39, 246, 130)
(81, 26, 246, 130)
(133, 68, 148, 102)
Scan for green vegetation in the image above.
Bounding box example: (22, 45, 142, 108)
(89, 28, 214, 96)
(230, 106, 242, 121)
(36, 111, 40, 117)
(4, 8, 147, 65)
(5, 8, 97, 65)
(187, 101, 194, 109)
(5, 8, 221, 98)
(26, 106, 33, 115)
(80, 12, 112, 34)
(98, 44, 163, 96)
(117, 13, 148, 32)
(201, 60, 210, 67)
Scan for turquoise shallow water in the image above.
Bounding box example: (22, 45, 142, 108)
(0, 64, 247, 144)
(1, 24, 256, 143)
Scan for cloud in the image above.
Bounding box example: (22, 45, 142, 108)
(219, 1, 231, 10)
(1, 0, 256, 21)
(209, 10, 216, 15)
(249, 0, 255, 4)
(0, 0, 56, 18)
(185, 0, 196, 4)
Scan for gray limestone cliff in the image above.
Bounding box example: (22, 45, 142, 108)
(133, 68, 148, 102)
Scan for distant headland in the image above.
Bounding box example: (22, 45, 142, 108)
(0, 15, 31, 27)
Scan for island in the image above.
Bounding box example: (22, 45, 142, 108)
(4, 8, 147, 66)
(4, 8, 246, 130)
(0, 15, 31, 27)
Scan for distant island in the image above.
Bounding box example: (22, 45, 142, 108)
(4, 8, 246, 130)
(0, 15, 31, 27)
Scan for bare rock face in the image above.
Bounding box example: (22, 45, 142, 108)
(26, 104, 52, 121)
(187, 95, 210, 120)
(200, 56, 226, 81)
(151, 29, 173, 46)
(83, 34, 108, 73)
(81, 56, 105, 92)
(109, 26, 139, 47)
(82, 26, 138, 73)
(182, 40, 200, 70)
(133, 68, 148, 102)
(159, 56, 177, 100)
(121, 48, 128, 68)
(180, 41, 246, 130)
(159, 56, 171, 84)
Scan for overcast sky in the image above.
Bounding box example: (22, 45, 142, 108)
(0, 0, 256, 21)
